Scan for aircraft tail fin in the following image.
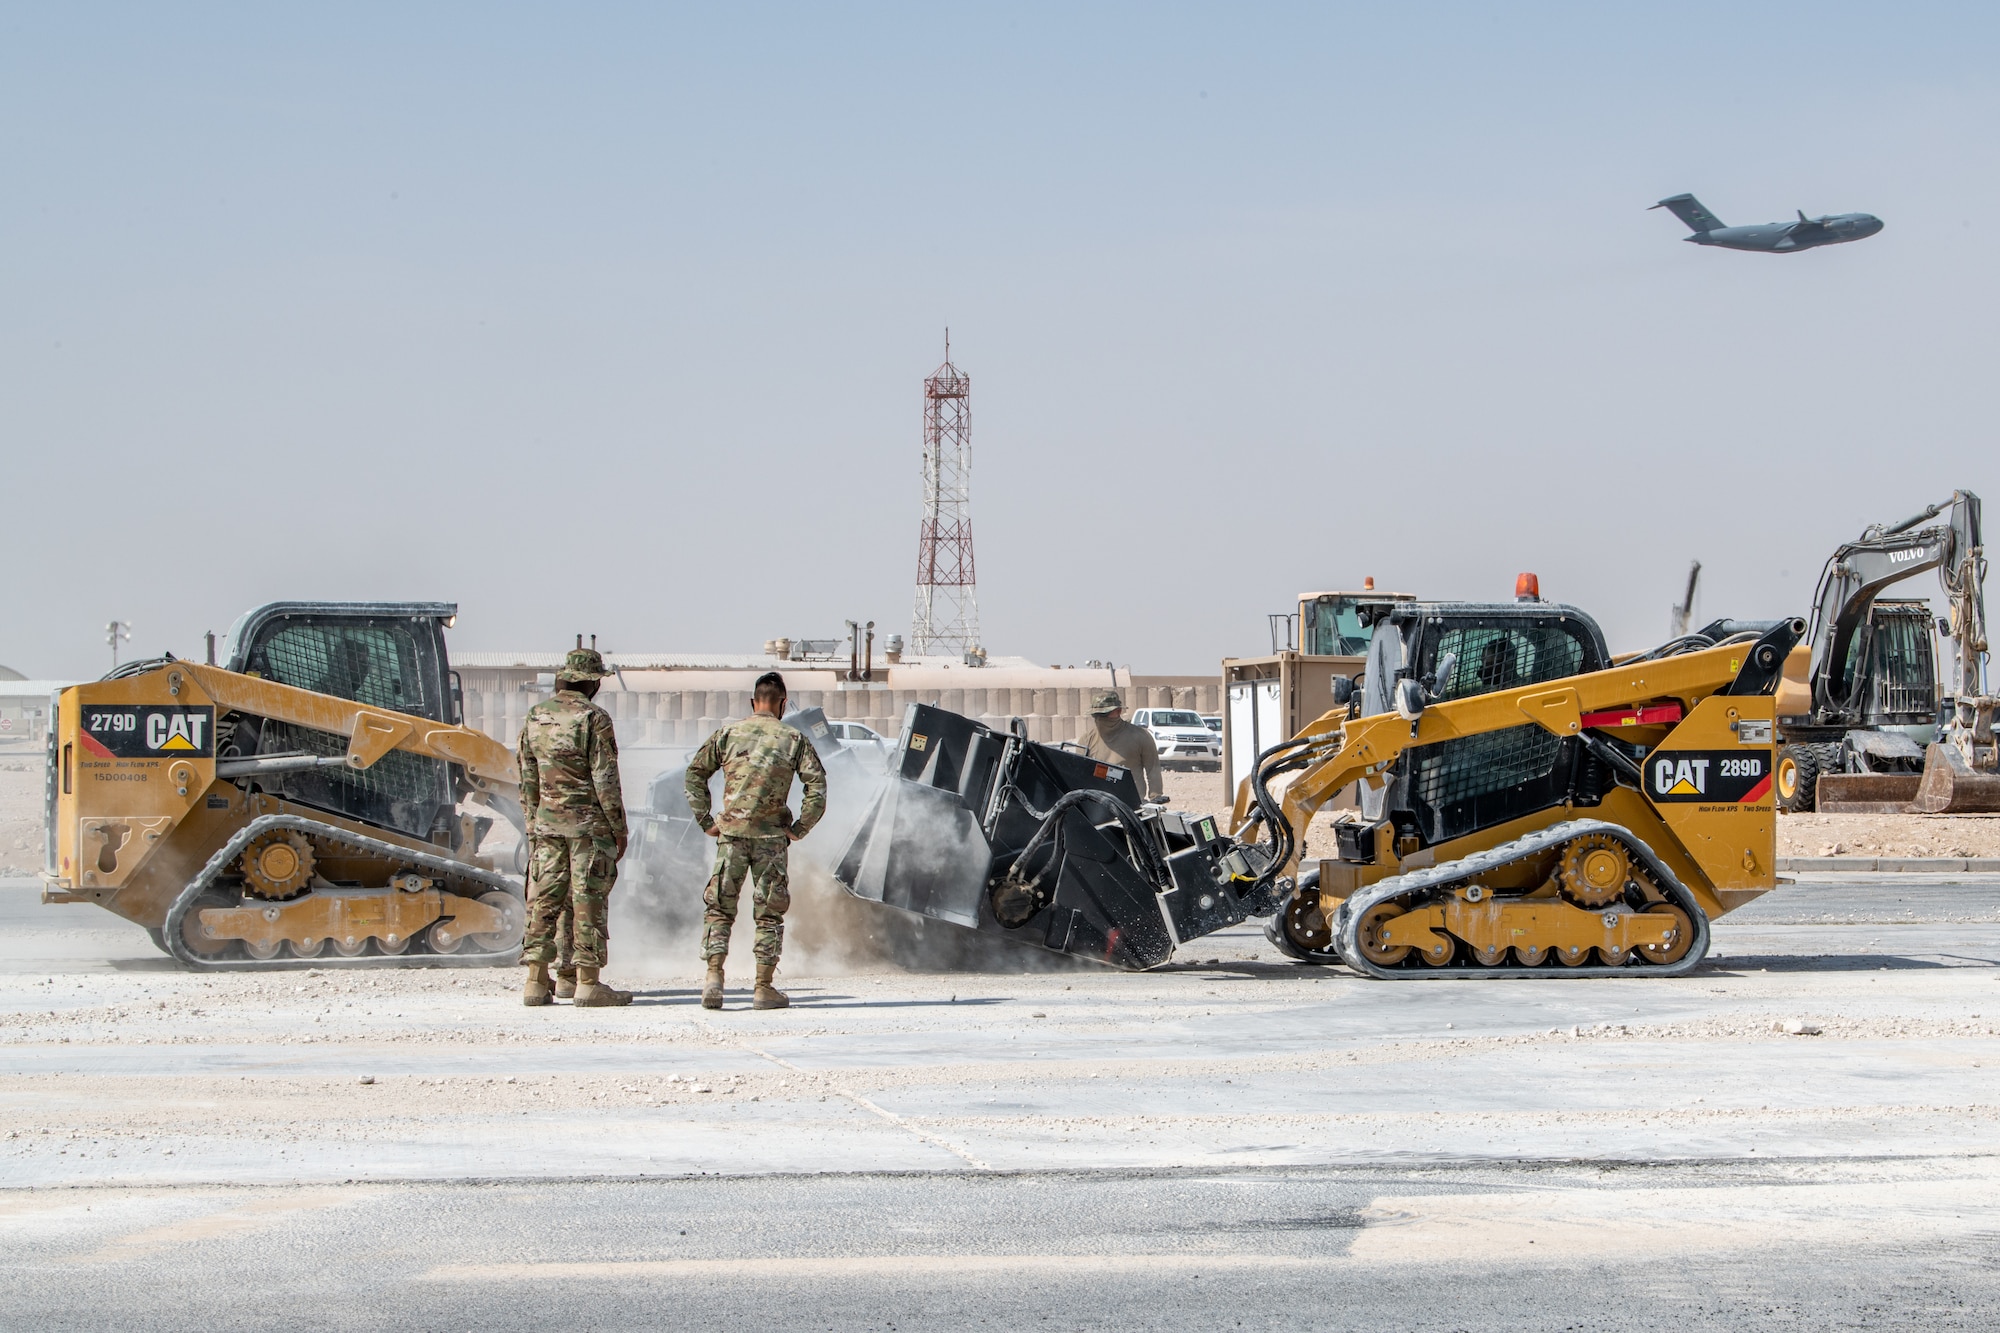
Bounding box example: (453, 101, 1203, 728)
(1650, 193, 1724, 233)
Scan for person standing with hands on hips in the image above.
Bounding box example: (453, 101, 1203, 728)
(685, 671, 827, 1010)
(517, 640, 632, 1008)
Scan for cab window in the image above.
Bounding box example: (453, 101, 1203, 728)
(1304, 598, 1372, 657)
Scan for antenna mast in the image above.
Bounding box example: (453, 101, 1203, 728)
(910, 331, 980, 657)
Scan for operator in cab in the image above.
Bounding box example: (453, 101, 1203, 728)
(1072, 689, 1166, 803)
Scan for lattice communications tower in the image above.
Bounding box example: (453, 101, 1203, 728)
(910, 333, 980, 656)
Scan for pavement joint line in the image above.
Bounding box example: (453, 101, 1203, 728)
(698, 1017, 996, 1172)
(7, 1150, 1999, 1195)
(420, 1253, 1325, 1281)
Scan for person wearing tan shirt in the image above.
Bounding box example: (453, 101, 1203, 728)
(1071, 689, 1165, 802)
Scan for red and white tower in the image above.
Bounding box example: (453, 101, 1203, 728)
(910, 333, 980, 657)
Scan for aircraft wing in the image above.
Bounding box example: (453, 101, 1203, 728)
(1773, 215, 1831, 249)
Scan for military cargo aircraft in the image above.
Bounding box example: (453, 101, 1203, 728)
(1651, 193, 1883, 253)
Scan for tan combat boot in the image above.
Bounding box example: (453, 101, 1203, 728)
(752, 961, 789, 1010)
(523, 961, 553, 1007)
(554, 971, 577, 1000)
(571, 966, 632, 1008)
(701, 960, 725, 1010)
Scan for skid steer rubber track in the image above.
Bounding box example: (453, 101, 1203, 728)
(1329, 818, 1711, 980)
(161, 813, 526, 972)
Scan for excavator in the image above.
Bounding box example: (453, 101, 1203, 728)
(833, 581, 1804, 976)
(41, 602, 527, 969)
(1774, 489, 1997, 813)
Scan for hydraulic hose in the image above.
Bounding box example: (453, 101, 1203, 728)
(1245, 734, 1324, 894)
(1623, 633, 1716, 664)
(1009, 788, 1171, 894)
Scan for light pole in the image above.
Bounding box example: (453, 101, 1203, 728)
(106, 620, 131, 670)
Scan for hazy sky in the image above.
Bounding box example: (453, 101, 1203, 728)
(4, 3, 1995, 680)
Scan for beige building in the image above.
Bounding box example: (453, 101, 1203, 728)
(453, 652, 1218, 754)
(0, 677, 72, 751)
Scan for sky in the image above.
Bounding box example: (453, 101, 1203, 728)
(3, 3, 1996, 680)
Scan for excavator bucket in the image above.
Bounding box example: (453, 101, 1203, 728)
(1813, 772, 1922, 814)
(1912, 742, 2000, 813)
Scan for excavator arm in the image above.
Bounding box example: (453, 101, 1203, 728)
(1808, 490, 1985, 723)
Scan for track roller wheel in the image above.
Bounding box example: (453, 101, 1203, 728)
(1353, 901, 1413, 967)
(1555, 943, 1592, 967)
(470, 891, 526, 952)
(1266, 872, 1343, 964)
(243, 938, 283, 960)
(330, 935, 368, 958)
(180, 893, 237, 958)
(1415, 932, 1455, 967)
(1558, 834, 1631, 908)
(1514, 943, 1549, 966)
(1471, 943, 1512, 966)
(289, 935, 326, 959)
(1638, 902, 1695, 965)
(1598, 944, 1632, 966)
(376, 932, 412, 956)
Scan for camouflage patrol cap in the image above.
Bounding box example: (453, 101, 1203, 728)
(555, 647, 610, 683)
(1088, 689, 1123, 715)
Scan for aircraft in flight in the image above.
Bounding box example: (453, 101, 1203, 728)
(1650, 193, 1884, 253)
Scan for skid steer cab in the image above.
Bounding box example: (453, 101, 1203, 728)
(44, 602, 527, 970)
(831, 602, 1802, 977)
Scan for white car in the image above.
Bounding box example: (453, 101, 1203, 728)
(1132, 708, 1221, 771)
(824, 720, 891, 755)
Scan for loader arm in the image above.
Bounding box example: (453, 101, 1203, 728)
(1231, 631, 1793, 880)
(180, 662, 520, 811)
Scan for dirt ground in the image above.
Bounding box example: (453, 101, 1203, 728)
(1777, 812, 2000, 858)
(0, 761, 42, 877)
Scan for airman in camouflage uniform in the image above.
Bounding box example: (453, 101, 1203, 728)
(685, 671, 827, 1010)
(517, 644, 632, 1008)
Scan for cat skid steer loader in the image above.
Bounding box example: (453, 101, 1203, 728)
(832, 595, 1803, 977)
(42, 602, 527, 969)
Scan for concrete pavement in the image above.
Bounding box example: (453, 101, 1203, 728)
(0, 876, 1996, 1186)
(1, 874, 1997, 1327)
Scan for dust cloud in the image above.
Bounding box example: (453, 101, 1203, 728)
(608, 751, 1090, 977)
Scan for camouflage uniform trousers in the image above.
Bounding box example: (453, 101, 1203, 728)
(553, 904, 577, 981)
(702, 834, 791, 965)
(523, 833, 617, 970)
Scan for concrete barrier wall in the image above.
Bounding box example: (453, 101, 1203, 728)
(463, 681, 1224, 751)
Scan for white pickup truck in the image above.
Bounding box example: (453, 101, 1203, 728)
(1131, 707, 1221, 771)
